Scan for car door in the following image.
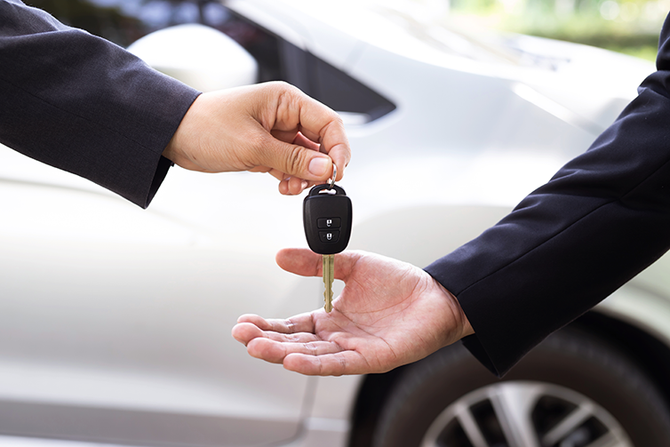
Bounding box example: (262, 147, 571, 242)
(0, 144, 316, 446)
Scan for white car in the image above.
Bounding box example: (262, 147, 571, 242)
(1, 0, 667, 446)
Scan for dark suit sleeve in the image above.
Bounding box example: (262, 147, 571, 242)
(424, 15, 670, 377)
(0, 0, 200, 208)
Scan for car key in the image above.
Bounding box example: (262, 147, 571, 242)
(303, 172, 352, 312)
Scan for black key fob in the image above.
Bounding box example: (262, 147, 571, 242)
(303, 184, 352, 255)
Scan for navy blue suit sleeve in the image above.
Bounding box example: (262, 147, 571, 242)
(424, 15, 670, 377)
(0, 0, 200, 207)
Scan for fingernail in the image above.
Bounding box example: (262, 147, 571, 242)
(309, 157, 330, 177)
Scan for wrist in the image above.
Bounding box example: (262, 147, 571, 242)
(437, 282, 475, 339)
(162, 96, 204, 172)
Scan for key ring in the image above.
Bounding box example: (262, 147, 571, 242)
(327, 164, 337, 189)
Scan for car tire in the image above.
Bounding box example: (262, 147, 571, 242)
(371, 327, 670, 447)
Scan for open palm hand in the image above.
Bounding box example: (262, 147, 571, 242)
(232, 249, 473, 375)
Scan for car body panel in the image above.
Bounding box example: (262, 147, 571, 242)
(0, 148, 316, 445)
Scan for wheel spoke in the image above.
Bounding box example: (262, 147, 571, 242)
(454, 403, 490, 447)
(488, 382, 543, 447)
(584, 431, 633, 447)
(541, 403, 593, 446)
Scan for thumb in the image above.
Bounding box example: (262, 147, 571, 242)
(276, 248, 322, 277)
(276, 248, 362, 280)
(260, 138, 333, 182)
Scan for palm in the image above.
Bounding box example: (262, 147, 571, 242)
(232, 249, 470, 375)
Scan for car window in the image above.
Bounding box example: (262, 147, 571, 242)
(33, 0, 395, 121)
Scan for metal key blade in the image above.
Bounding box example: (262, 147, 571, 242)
(322, 254, 334, 312)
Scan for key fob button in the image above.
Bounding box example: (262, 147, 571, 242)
(317, 217, 341, 229)
(319, 230, 340, 243)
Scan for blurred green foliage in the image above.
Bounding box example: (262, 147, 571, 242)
(448, 0, 668, 60)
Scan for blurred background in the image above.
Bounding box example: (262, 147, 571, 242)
(27, 0, 668, 61)
(24, 0, 232, 47)
(4, 1, 669, 446)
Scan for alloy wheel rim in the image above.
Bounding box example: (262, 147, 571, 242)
(421, 381, 632, 447)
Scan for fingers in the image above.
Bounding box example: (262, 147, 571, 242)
(258, 82, 351, 183)
(235, 312, 317, 335)
(239, 335, 383, 375)
(283, 351, 375, 376)
(274, 132, 341, 195)
(292, 132, 321, 151)
(260, 137, 333, 180)
(231, 318, 375, 375)
(291, 91, 351, 182)
(278, 176, 309, 195)
(246, 338, 344, 364)
(231, 313, 350, 367)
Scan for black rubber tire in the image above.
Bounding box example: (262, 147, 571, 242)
(372, 327, 670, 447)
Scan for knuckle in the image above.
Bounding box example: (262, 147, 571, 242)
(331, 113, 345, 128)
(265, 80, 298, 100)
(285, 318, 296, 333)
(302, 342, 317, 354)
(285, 144, 306, 174)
